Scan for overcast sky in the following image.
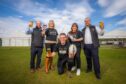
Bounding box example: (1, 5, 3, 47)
(0, 0, 126, 37)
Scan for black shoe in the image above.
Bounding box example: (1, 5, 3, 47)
(95, 73, 101, 79)
(86, 69, 92, 73)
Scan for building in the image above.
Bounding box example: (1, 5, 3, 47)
(99, 29, 126, 47)
(0, 29, 126, 47)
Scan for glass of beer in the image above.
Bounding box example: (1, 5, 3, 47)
(29, 21, 33, 28)
(99, 21, 104, 29)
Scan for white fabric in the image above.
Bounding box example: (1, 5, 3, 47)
(84, 26, 104, 44)
(85, 27, 93, 44)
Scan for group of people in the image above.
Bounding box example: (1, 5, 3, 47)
(26, 17, 104, 79)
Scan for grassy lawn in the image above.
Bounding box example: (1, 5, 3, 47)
(0, 46, 126, 84)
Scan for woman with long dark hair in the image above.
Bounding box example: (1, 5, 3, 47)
(68, 23, 83, 76)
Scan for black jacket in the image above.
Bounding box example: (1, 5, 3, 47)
(82, 25, 100, 47)
(31, 27, 44, 48)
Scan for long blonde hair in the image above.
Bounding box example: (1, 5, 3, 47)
(48, 20, 55, 28)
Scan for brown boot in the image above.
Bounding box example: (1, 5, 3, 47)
(49, 57, 55, 70)
(45, 57, 49, 73)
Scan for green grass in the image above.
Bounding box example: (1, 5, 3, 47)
(0, 46, 126, 84)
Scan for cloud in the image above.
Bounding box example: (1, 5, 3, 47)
(98, 0, 110, 7)
(12, 0, 93, 34)
(117, 18, 126, 26)
(0, 16, 28, 37)
(98, 0, 126, 17)
(0, 0, 94, 37)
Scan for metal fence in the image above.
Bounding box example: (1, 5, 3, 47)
(0, 37, 31, 46)
(0, 37, 126, 47)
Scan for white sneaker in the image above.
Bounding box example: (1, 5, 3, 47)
(71, 66, 76, 71)
(76, 69, 81, 76)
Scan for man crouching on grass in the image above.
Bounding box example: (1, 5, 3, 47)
(50, 33, 75, 78)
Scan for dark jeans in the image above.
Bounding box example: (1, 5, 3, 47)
(57, 58, 73, 75)
(73, 47, 81, 69)
(83, 44, 100, 74)
(30, 46, 43, 69)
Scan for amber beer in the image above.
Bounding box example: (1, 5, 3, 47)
(29, 21, 33, 28)
(99, 21, 104, 28)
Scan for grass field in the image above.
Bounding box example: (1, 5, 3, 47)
(0, 46, 126, 84)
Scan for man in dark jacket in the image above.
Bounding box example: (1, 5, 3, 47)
(26, 21, 44, 73)
(82, 17, 104, 79)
